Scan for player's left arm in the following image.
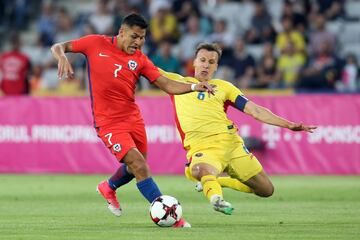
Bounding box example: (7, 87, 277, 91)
(243, 101, 317, 132)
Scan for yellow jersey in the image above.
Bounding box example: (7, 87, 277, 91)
(160, 69, 248, 149)
(277, 53, 305, 86)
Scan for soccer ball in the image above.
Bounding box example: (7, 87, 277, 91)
(149, 195, 182, 227)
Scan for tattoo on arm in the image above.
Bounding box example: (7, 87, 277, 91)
(63, 41, 73, 53)
(254, 107, 262, 116)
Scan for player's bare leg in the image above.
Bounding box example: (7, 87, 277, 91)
(191, 163, 234, 215)
(243, 170, 274, 197)
(123, 148, 151, 181)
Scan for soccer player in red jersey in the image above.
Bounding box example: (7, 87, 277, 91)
(51, 13, 213, 228)
(0, 33, 31, 95)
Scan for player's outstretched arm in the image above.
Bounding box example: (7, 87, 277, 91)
(50, 41, 74, 79)
(153, 75, 215, 95)
(243, 101, 317, 133)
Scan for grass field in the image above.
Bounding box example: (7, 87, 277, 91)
(0, 175, 359, 240)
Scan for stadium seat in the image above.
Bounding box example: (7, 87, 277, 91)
(265, 0, 283, 22)
(341, 43, 360, 61)
(345, 0, 360, 18)
(339, 22, 360, 45)
(326, 20, 343, 35)
(247, 44, 264, 62)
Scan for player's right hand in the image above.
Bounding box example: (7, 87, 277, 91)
(194, 82, 216, 95)
(289, 123, 317, 133)
(57, 55, 74, 80)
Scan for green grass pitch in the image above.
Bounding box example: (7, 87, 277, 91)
(0, 175, 359, 240)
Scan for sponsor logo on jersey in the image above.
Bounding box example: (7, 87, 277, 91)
(128, 60, 137, 70)
(113, 143, 122, 152)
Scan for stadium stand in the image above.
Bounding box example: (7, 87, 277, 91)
(0, 0, 359, 95)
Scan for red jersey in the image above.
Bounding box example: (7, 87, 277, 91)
(0, 51, 30, 95)
(71, 35, 161, 127)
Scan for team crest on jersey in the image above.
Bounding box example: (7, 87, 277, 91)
(113, 143, 122, 152)
(128, 60, 137, 70)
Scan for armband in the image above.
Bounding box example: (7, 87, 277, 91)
(235, 95, 249, 112)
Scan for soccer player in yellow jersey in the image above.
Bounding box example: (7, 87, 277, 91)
(160, 43, 316, 215)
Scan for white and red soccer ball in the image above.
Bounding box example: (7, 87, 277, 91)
(149, 195, 182, 227)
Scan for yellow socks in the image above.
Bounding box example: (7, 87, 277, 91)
(201, 175, 223, 200)
(217, 177, 253, 193)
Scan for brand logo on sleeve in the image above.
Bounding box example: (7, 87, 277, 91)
(128, 60, 137, 70)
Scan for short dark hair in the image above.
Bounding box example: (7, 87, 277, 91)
(122, 13, 148, 29)
(195, 43, 222, 59)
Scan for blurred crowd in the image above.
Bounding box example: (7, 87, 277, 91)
(0, 0, 359, 96)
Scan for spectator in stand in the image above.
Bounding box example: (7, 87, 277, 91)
(245, 0, 273, 44)
(256, 55, 281, 89)
(316, 0, 345, 20)
(297, 41, 343, 90)
(22, 34, 53, 68)
(143, 38, 182, 90)
(22, 34, 54, 92)
(172, 0, 200, 25)
(256, 42, 281, 88)
(281, 0, 308, 35)
(223, 37, 256, 89)
(112, 0, 131, 33)
(116, 3, 147, 54)
(88, 0, 113, 35)
(0, 33, 31, 95)
(29, 65, 43, 93)
(276, 17, 306, 55)
(208, 19, 235, 48)
(309, 13, 336, 57)
(199, 0, 245, 37)
(3, 0, 31, 30)
(149, 2, 179, 45)
(277, 41, 306, 88)
(55, 7, 79, 43)
(172, 0, 212, 35)
(36, 1, 57, 46)
(261, 41, 276, 60)
(337, 54, 359, 92)
(177, 14, 205, 64)
(81, 23, 97, 36)
(151, 39, 181, 74)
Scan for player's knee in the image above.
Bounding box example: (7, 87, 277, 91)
(263, 187, 274, 198)
(191, 167, 211, 181)
(190, 169, 200, 181)
(132, 161, 149, 177)
(125, 156, 149, 179)
(185, 166, 197, 182)
(191, 163, 218, 181)
(256, 185, 274, 198)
